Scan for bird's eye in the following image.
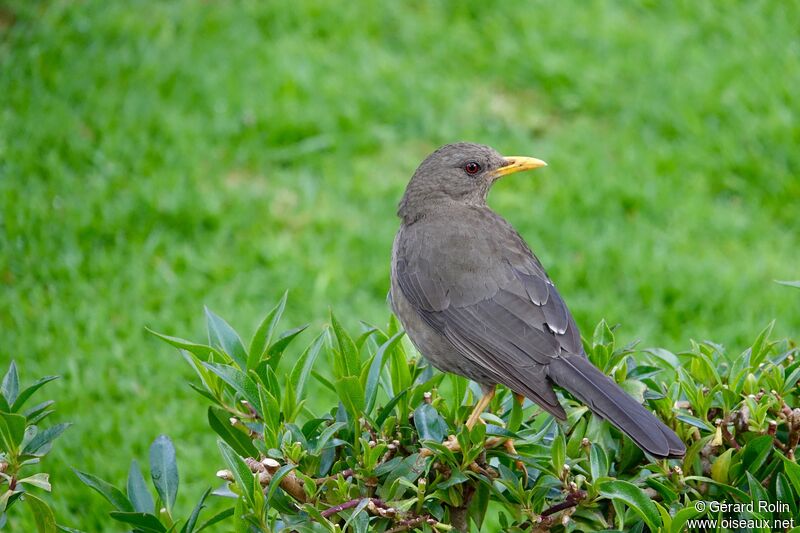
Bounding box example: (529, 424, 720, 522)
(464, 161, 481, 175)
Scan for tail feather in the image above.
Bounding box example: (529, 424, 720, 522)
(548, 353, 685, 458)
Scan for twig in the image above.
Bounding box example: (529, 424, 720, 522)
(385, 515, 445, 533)
(261, 458, 306, 502)
(315, 468, 354, 485)
(541, 490, 586, 517)
(719, 416, 740, 450)
(321, 497, 388, 519)
(787, 408, 800, 461)
(219, 457, 308, 503)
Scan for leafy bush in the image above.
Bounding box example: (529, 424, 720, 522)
(16, 292, 800, 532)
(0, 362, 69, 530)
(73, 435, 227, 533)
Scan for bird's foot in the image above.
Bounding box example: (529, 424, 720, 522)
(419, 435, 460, 458)
(421, 435, 525, 482)
(504, 438, 528, 485)
(482, 436, 527, 483)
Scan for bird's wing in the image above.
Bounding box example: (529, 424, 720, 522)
(395, 210, 686, 458)
(395, 211, 583, 419)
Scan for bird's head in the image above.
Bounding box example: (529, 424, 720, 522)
(398, 142, 546, 222)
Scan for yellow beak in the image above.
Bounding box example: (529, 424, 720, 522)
(490, 156, 547, 179)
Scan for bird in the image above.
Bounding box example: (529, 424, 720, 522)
(390, 142, 685, 459)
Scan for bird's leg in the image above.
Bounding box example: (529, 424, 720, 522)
(484, 393, 527, 483)
(465, 385, 496, 429)
(509, 393, 527, 482)
(424, 388, 525, 483)
(504, 438, 528, 485)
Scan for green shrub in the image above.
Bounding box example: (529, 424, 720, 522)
(0, 362, 69, 530)
(20, 292, 800, 531)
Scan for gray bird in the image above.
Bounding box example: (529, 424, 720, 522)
(390, 142, 685, 459)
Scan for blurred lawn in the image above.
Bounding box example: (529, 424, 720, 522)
(1, 0, 798, 529)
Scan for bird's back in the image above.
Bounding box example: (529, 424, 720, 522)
(393, 203, 583, 353)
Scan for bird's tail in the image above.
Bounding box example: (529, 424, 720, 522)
(547, 352, 685, 458)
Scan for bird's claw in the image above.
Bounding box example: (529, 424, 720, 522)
(504, 439, 528, 485)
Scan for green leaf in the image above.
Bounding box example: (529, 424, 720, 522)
(207, 406, 259, 458)
(1, 361, 19, 405)
(22, 423, 71, 456)
(484, 424, 519, 439)
(375, 388, 409, 427)
(551, 427, 566, 473)
(181, 350, 222, 398)
(749, 320, 775, 369)
(330, 312, 360, 378)
(24, 492, 56, 533)
(775, 280, 800, 289)
(10, 376, 58, 413)
(676, 413, 714, 432)
(355, 326, 381, 351)
(300, 504, 336, 532)
(682, 476, 750, 500)
(201, 363, 262, 417)
(468, 482, 490, 530)
(341, 498, 371, 532)
(56, 526, 86, 533)
(248, 291, 288, 367)
(266, 324, 309, 368)
(217, 440, 257, 509)
(448, 374, 468, 421)
(311, 370, 337, 395)
(108, 512, 167, 532)
(429, 442, 464, 474)
(597, 479, 661, 531)
(377, 453, 425, 499)
(644, 348, 680, 369)
(590, 444, 609, 480)
(195, 507, 235, 532)
(783, 366, 800, 395)
(0, 412, 26, 453)
(311, 422, 345, 454)
(266, 464, 297, 505)
(149, 435, 179, 515)
(710, 448, 733, 484)
(436, 469, 468, 489)
(781, 454, 800, 495)
(127, 460, 155, 514)
(620, 379, 647, 404)
(670, 505, 705, 533)
(733, 435, 773, 482)
(644, 477, 678, 504)
(364, 331, 404, 415)
(289, 333, 325, 404)
(413, 404, 447, 443)
(507, 390, 524, 434)
(388, 335, 412, 400)
(73, 469, 134, 512)
(775, 472, 798, 518)
(254, 361, 282, 400)
(181, 488, 211, 533)
(18, 473, 51, 491)
(205, 307, 248, 370)
(592, 319, 614, 346)
(188, 383, 220, 405)
(147, 329, 222, 361)
(746, 471, 769, 505)
(565, 417, 587, 457)
(334, 376, 365, 420)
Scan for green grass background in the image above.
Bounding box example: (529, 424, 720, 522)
(1, 0, 798, 529)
